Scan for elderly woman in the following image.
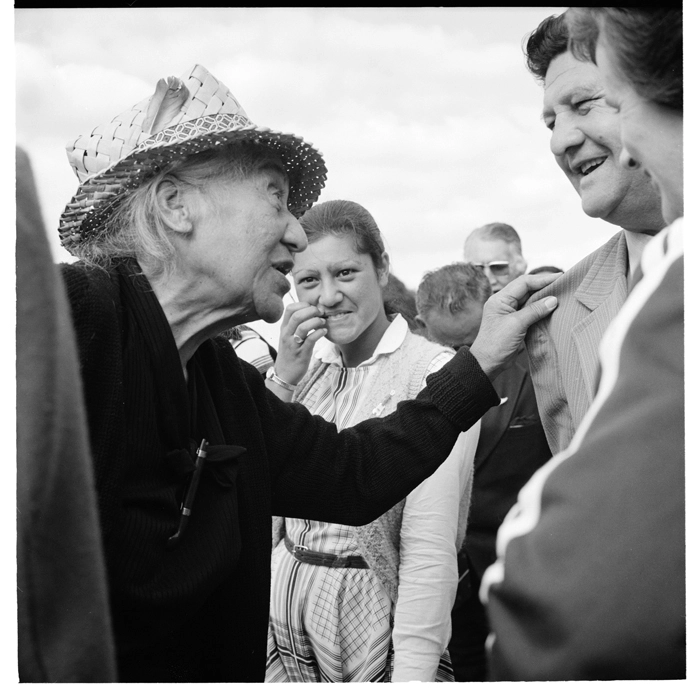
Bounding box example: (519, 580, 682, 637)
(56, 65, 556, 682)
(481, 8, 683, 680)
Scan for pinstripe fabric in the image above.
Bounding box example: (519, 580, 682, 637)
(525, 232, 629, 456)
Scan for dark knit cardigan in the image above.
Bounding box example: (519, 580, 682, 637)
(61, 259, 498, 682)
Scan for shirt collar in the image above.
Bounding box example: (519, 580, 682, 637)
(314, 313, 408, 367)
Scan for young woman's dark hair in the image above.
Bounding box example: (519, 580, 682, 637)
(299, 199, 404, 315)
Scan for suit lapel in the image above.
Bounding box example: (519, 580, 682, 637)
(571, 232, 629, 408)
(474, 357, 528, 469)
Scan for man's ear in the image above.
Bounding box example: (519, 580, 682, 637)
(414, 314, 427, 331)
(513, 253, 527, 278)
(155, 177, 194, 234)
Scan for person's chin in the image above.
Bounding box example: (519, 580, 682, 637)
(256, 298, 284, 324)
(580, 194, 615, 221)
(325, 325, 355, 345)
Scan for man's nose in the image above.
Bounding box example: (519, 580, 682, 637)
(550, 115, 585, 158)
(282, 213, 307, 254)
(482, 266, 498, 281)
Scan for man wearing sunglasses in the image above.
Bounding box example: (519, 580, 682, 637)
(463, 223, 528, 293)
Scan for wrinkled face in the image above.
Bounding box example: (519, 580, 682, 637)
(184, 170, 306, 323)
(543, 51, 663, 231)
(596, 40, 683, 225)
(421, 301, 484, 349)
(293, 233, 389, 349)
(463, 238, 525, 292)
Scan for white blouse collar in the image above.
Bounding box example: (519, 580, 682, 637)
(314, 313, 408, 367)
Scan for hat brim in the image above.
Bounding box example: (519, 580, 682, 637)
(59, 113, 327, 254)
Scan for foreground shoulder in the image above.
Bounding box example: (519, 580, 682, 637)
(59, 262, 122, 335)
(60, 262, 117, 306)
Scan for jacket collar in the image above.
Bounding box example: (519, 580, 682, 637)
(574, 231, 628, 311)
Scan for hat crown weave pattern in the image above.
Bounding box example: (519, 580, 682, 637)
(67, 64, 251, 184)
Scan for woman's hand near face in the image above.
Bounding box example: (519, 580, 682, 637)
(266, 302, 327, 401)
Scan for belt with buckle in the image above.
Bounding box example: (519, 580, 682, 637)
(283, 535, 369, 569)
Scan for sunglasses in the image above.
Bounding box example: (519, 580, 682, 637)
(472, 261, 510, 276)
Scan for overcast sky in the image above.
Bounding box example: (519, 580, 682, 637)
(17, 6, 626, 284)
(18, 5, 699, 347)
(11, 5, 698, 324)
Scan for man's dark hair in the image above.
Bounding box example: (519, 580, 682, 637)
(524, 12, 570, 82)
(566, 8, 682, 112)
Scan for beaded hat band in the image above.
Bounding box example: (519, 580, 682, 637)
(59, 64, 327, 254)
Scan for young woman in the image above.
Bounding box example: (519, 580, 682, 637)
(265, 200, 481, 682)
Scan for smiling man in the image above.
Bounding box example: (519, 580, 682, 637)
(522, 11, 665, 456)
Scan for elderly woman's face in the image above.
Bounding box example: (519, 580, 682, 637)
(596, 40, 684, 225)
(183, 169, 307, 323)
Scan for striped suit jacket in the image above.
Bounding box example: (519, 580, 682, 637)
(525, 232, 628, 456)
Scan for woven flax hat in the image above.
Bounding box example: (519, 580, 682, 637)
(59, 64, 327, 254)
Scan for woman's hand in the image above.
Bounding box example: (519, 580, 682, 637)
(271, 302, 327, 393)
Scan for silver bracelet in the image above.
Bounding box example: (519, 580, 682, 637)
(266, 367, 298, 392)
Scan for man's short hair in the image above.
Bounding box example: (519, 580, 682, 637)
(464, 222, 523, 255)
(416, 262, 492, 316)
(524, 12, 570, 82)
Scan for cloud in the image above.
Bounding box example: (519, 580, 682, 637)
(15, 7, 618, 280)
(16, 42, 152, 143)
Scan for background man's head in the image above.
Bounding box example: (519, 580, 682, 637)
(415, 262, 492, 349)
(524, 13, 664, 233)
(462, 223, 527, 292)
